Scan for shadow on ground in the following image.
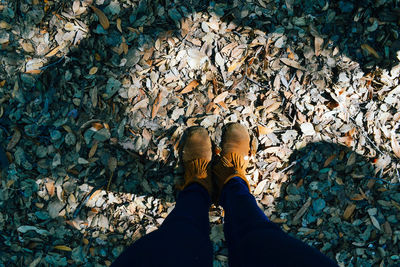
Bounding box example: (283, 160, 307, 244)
(1, 0, 400, 265)
(274, 141, 398, 266)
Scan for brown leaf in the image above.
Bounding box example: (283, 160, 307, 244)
(0, 21, 11, 29)
(45, 46, 61, 58)
(21, 41, 35, 53)
(293, 197, 311, 223)
(280, 58, 306, 70)
(180, 18, 190, 37)
(350, 194, 365, 201)
(45, 179, 55, 197)
(88, 140, 98, 158)
(257, 125, 273, 135)
(151, 91, 163, 119)
(89, 67, 98, 75)
(228, 57, 246, 72)
(116, 18, 122, 33)
(213, 91, 228, 103)
(143, 47, 154, 61)
(179, 80, 199, 94)
(323, 154, 336, 167)
(90, 5, 110, 30)
(264, 102, 281, 113)
(361, 44, 380, 59)
(343, 203, 356, 220)
(54, 245, 72, 252)
(6, 128, 21, 150)
(314, 36, 324, 57)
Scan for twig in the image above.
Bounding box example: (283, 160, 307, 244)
(39, 55, 65, 71)
(106, 171, 114, 191)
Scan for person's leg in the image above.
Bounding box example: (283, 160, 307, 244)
(112, 183, 213, 267)
(220, 177, 337, 267)
(113, 127, 214, 267)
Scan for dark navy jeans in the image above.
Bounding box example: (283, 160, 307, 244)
(112, 177, 337, 267)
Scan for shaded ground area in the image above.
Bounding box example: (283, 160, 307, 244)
(1, 0, 400, 266)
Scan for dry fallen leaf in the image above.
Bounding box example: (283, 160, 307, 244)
(45, 179, 55, 197)
(370, 215, 381, 230)
(350, 194, 365, 201)
(117, 18, 122, 33)
(90, 5, 110, 30)
(254, 179, 267, 195)
(293, 197, 312, 223)
(280, 58, 306, 70)
(89, 140, 98, 158)
(151, 91, 163, 119)
(6, 128, 21, 150)
(315, 36, 323, 57)
(213, 91, 229, 103)
(72, 0, 80, 14)
(257, 125, 274, 135)
(390, 132, 400, 158)
(323, 154, 336, 167)
(21, 41, 35, 53)
(89, 67, 98, 75)
(361, 44, 380, 59)
(228, 57, 246, 72)
(343, 203, 356, 220)
(45, 46, 61, 58)
(179, 80, 199, 94)
(54, 245, 72, 252)
(0, 21, 11, 29)
(264, 102, 281, 113)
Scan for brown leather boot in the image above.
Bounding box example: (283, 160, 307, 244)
(181, 127, 213, 195)
(213, 123, 251, 199)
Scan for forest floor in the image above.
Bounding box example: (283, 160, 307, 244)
(1, 0, 400, 266)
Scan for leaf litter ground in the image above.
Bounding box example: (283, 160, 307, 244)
(1, 0, 400, 266)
